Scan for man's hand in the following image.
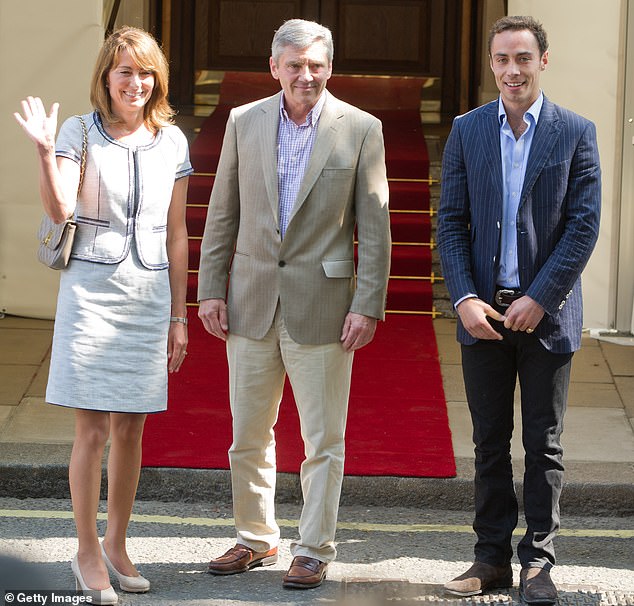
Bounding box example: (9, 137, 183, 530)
(340, 312, 377, 352)
(503, 295, 545, 333)
(457, 297, 506, 340)
(198, 298, 229, 341)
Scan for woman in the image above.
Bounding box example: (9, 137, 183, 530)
(14, 27, 192, 604)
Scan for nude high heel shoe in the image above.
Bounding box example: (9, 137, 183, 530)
(101, 543, 151, 593)
(71, 555, 118, 605)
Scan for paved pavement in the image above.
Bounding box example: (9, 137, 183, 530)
(1, 313, 633, 605)
(1, 497, 633, 604)
(0, 313, 633, 514)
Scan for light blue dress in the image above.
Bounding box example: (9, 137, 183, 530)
(46, 112, 193, 413)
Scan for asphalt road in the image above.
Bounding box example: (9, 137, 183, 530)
(1, 497, 633, 605)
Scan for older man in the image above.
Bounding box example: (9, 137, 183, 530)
(198, 19, 391, 589)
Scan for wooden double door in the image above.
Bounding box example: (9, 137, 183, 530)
(161, 0, 477, 121)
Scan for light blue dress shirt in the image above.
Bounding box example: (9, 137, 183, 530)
(454, 93, 544, 309)
(496, 92, 543, 288)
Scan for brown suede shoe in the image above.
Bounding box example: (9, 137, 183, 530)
(282, 556, 328, 589)
(207, 544, 278, 575)
(519, 567, 557, 604)
(444, 561, 513, 596)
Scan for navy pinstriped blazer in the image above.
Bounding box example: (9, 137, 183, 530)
(437, 96, 601, 353)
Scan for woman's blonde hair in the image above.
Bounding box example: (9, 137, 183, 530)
(90, 26, 174, 131)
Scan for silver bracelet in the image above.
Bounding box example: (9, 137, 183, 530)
(170, 316, 188, 325)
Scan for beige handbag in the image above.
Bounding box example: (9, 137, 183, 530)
(37, 115, 87, 270)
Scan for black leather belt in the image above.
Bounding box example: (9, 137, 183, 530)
(494, 287, 523, 307)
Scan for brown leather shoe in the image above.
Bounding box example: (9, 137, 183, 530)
(520, 567, 557, 604)
(282, 556, 327, 589)
(207, 544, 278, 575)
(444, 561, 513, 596)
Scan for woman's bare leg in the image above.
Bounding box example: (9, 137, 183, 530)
(101, 412, 147, 576)
(69, 409, 111, 590)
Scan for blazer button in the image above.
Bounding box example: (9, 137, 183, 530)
(278, 260, 286, 267)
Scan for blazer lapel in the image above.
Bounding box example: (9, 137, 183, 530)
(481, 101, 504, 201)
(521, 97, 561, 202)
(258, 92, 282, 224)
(288, 93, 341, 225)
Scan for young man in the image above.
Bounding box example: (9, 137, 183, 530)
(438, 15, 601, 604)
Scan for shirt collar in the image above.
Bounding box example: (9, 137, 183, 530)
(498, 91, 543, 127)
(279, 89, 328, 126)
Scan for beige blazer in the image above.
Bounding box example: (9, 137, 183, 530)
(198, 91, 391, 345)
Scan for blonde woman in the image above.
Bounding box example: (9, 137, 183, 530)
(15, 27, 192, 604)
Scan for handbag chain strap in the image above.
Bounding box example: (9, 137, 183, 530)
(77, 115, 88, 196)
(64, 115, 88, 222)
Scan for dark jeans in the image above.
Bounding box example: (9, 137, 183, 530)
(461, 325, 572, 570)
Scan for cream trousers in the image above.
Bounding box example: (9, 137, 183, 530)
(226, 308, 353, 562)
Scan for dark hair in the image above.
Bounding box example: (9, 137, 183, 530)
(488, 15, 548, 56)
(90, 26, 174, 130)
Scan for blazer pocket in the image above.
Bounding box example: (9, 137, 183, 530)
(76, 216, 110, 228)
(322, 259, 355, 278)
(321, 167, 355, 179)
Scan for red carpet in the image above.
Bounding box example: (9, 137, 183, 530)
(143, 308, 454, 477)
(142, 72, 455, 477)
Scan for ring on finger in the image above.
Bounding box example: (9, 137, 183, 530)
(526, 327, 534, 334)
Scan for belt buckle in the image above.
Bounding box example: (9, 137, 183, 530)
(495, 289, 516, 307)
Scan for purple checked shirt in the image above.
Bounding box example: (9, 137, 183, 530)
(276, 91, 327, 238)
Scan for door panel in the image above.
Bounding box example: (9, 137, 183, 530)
(195, 0, 444, 76)
(165, 0, 467, 118)
(197, 0, 310, 71)
(320, 0, 444, 76)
